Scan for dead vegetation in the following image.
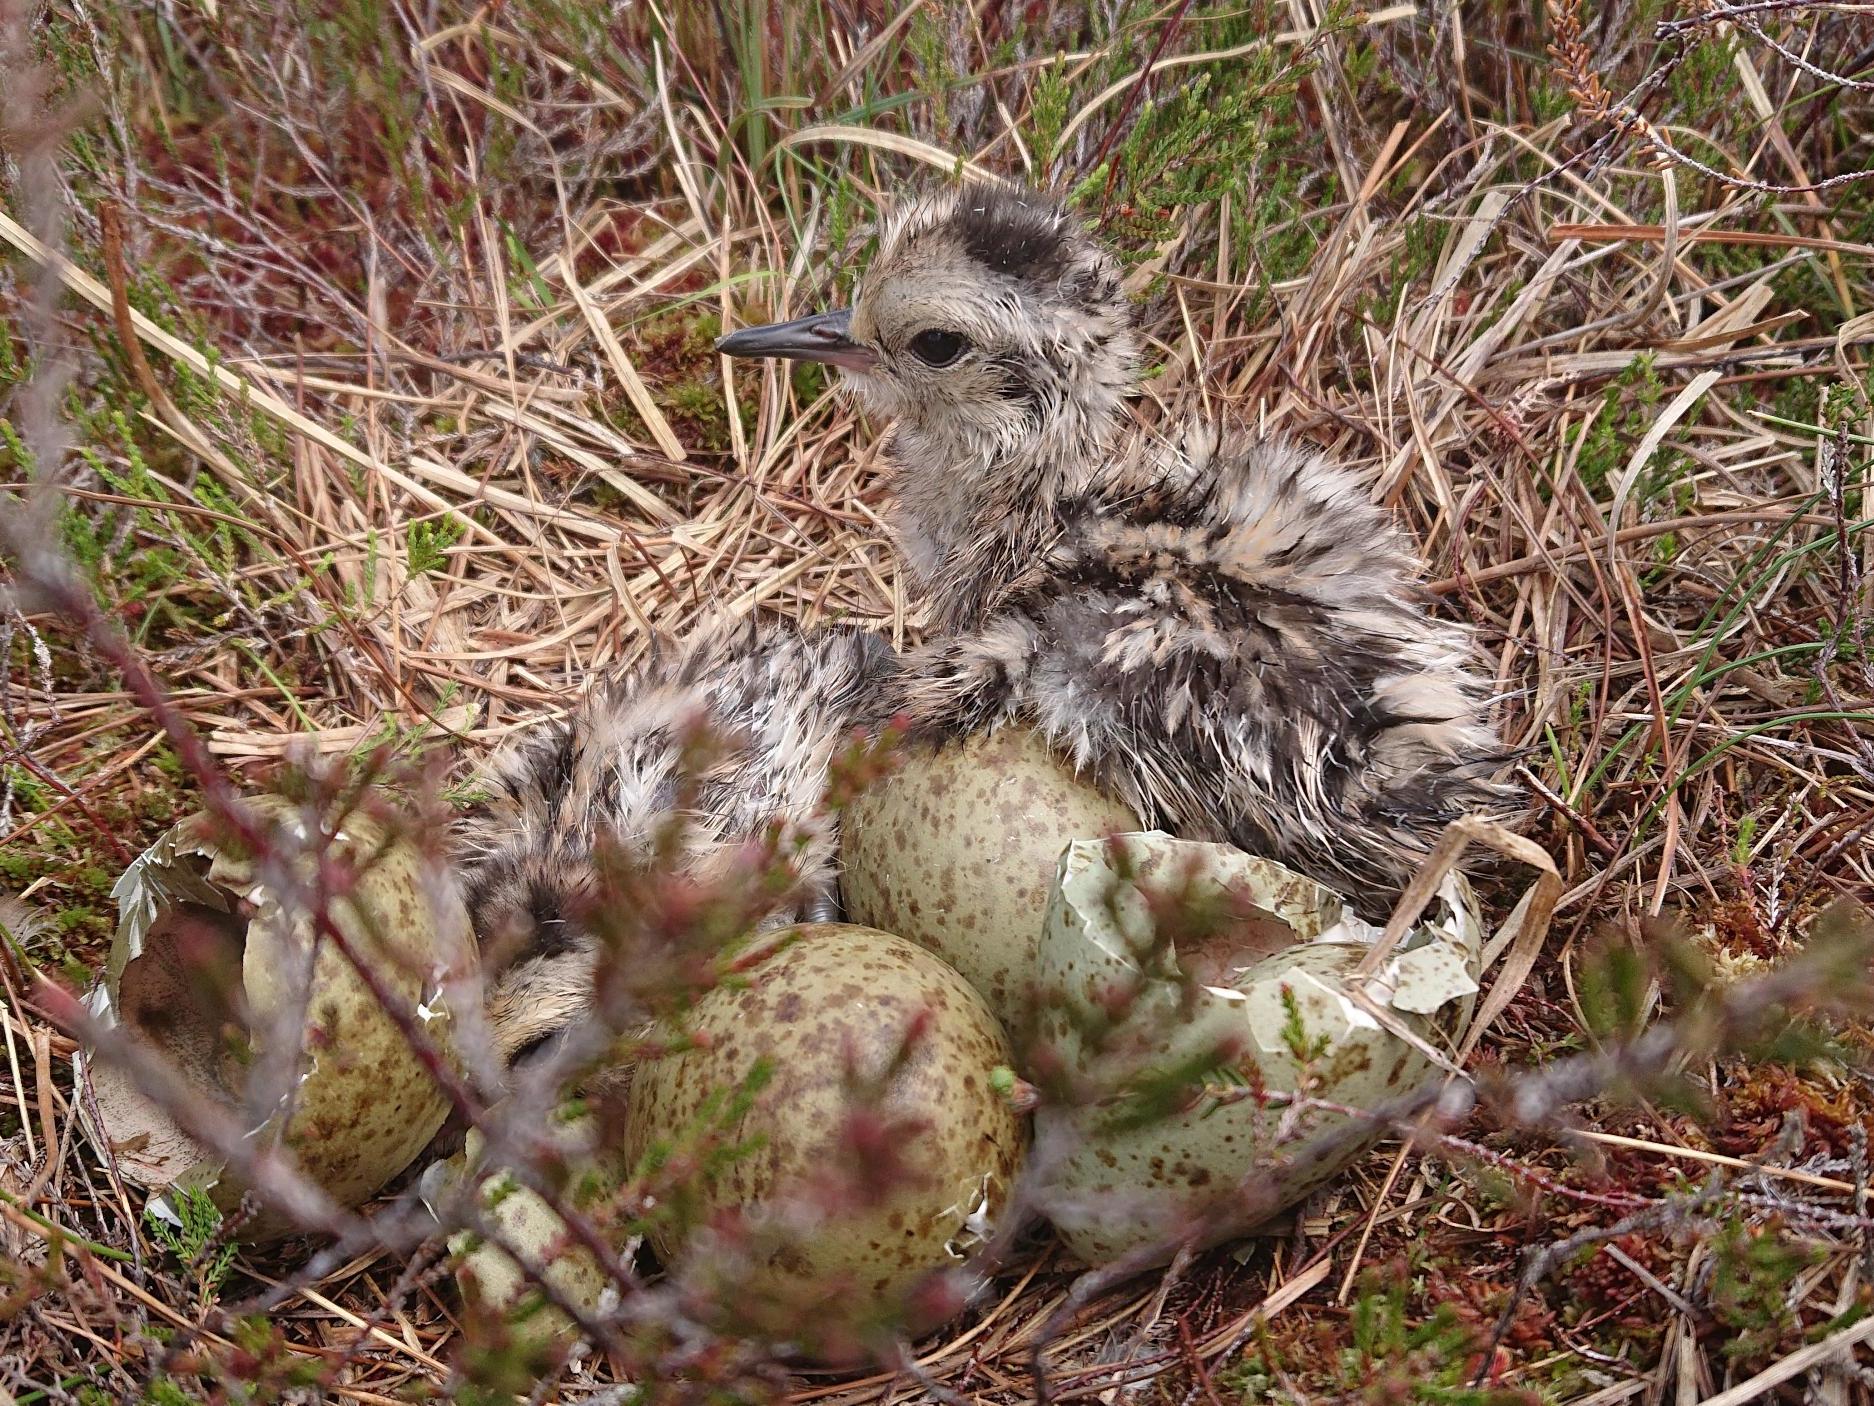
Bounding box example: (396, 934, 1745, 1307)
(6, 0, 1874, 1400)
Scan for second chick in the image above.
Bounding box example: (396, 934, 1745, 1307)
(454, 617, 887, 1063)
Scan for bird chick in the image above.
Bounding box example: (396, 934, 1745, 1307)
(453, 617, 887, 1062)
(717, 183, 1514, 902)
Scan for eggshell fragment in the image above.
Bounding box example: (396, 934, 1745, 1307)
(840, 727, 1141, 1034)
(79, 794, 474, 1242)
(1032, 833, 1482, 1267)
(622, 923, 1025, 1357)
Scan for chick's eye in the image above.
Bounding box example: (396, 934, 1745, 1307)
(907, 328, 968, 367)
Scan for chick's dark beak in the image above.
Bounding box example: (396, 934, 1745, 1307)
(715, 308, 876, 372)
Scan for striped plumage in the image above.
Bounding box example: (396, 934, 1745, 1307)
(890, 423, 1509, 898)
(453, 617, 887, 1060)
(719, 183, 1515, 903)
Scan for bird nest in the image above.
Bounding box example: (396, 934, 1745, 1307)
(7, 1, 1874, 1402)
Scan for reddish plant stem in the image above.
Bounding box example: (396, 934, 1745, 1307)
(11, 549, 650, 1304)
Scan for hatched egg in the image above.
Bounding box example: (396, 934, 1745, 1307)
(840, 726, 1140, 1035)
(1032, 832, 1482, 1267)
(622, 923, 1025, 1361)
(80, 793, 474, 1242)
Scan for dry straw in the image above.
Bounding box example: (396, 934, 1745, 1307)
(6, 0, 1874, 1400)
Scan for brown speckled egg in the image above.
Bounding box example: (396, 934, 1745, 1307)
(83, 794, 474, 1242)
(1032, 834, 1482, 1267)
(840, 727, 1141, 1035)
(448, 1122, 626, 1348)
(622, 924, 1024, 1348)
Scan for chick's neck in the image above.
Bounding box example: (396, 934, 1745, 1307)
(887, 390, 1130, 634)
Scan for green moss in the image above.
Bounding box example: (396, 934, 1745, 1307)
(664, 379, 720, 420)
(1221, 1270, 1541, 1405)
(1708, 1218, 1829, 1363)
(406, 515, 465, 577)
(1668, 29, 1739, 114)
(1566, 353, 1666, 498)
(1028, 58, 1075, 167)
(1528, 73, 1574, 124)
(908, 7, 954, 139)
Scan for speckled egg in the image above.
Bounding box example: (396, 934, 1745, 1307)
(82, 794, 475, 1242)
(840, 727, 1141, 1035)
(622, 923, 1024, 1349)
(1032, 833, 1482, 1267)
(447, 1121, 625, 1348)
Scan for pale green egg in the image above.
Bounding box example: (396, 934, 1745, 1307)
(622, 923, 1025, 1360)
(840, 726, 1141, 1036)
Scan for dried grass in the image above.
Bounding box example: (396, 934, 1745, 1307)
(7, 0, 1874, 1400)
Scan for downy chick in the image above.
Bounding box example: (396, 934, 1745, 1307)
(717, 183, 1514, 902)
(454, 617, 886, 1062)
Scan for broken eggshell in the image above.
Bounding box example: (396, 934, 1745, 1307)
(1032, 833, 1482, 1267)
(622, 923, 1025, 1359)
(79, 794, 474, 1242)
(840, 726, 1142, 1036)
